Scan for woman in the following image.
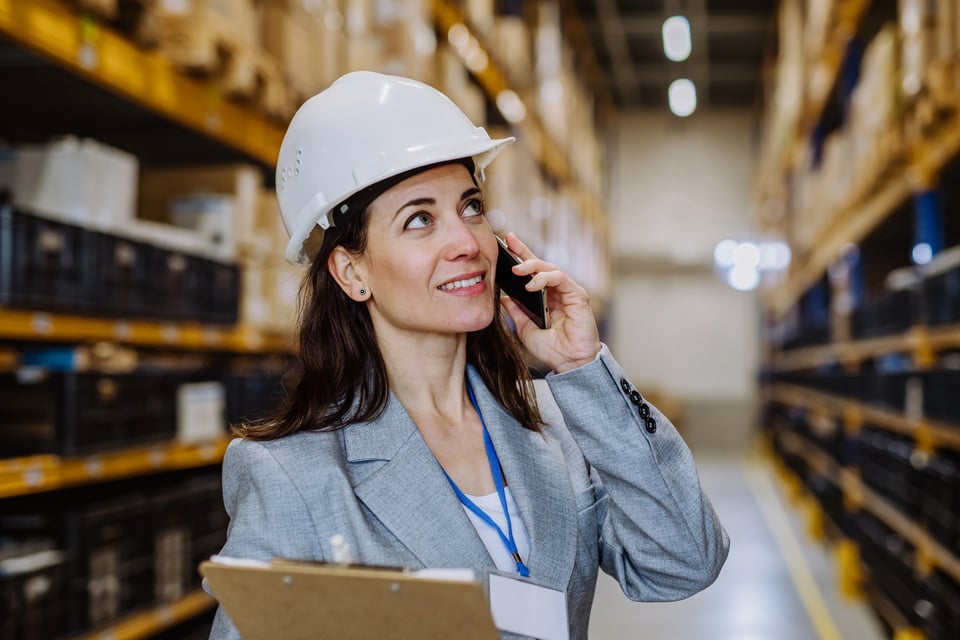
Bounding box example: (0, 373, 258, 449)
(209, 71, 728, 639)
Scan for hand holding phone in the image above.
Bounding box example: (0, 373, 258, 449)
(496, 235, 548, 330)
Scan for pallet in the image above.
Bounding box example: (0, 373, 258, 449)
(150, 3, 292, 120)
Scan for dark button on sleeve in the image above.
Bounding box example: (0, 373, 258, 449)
(639, 403, 650, 418)
(629, 390, 642, 405)
(644, 417, 657, 433)
(620, 378, 632, 394)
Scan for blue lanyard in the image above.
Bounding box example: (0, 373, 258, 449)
(441, 380, 530, 578)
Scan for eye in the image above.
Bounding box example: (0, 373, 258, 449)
(461, 198, 485, 218)
(404, 212, 433, 230)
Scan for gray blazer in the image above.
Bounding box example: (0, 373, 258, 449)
(208, 345, 729, 639)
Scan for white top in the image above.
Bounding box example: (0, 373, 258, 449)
(461, 487, 531, 574)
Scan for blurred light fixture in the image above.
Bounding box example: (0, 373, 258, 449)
(727, 265, 761, 291)
(714, 239, 792, 292)
(731, 242, 760, 270)
(713, 239, 738, 268)
(912, 242, 933, 265)
(496, 90, 526, 123)
(662, 16, 692, 61)
(668, 79, 697, 117)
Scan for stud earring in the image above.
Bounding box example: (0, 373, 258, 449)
(359, 289, 366, 296)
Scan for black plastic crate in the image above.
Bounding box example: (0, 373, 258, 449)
(224, 371, 285, 428)
(65, 493, 153, 634)
(924, 370, 960, 425)
(0, 545, 66, 640)
(196, 258, 239, 325)
(922, 571, 960, 640)
(144, 247, 202, 321)
(851, 288, 918, 339)
(922, 264, 960, 326)
(90, 231, 153, 317)
(0, 206, 96, 313)
(854, 513, 921, 626)
(0, 370, 212, 458)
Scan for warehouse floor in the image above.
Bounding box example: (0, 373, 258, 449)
(589, 453, 886, 640)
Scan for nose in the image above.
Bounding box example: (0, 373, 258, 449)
(443, 216, 481, 261)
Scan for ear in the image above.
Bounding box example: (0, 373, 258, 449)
(327, 246, 369, 301)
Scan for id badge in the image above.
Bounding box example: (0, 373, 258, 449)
(488, 573, 569, 640)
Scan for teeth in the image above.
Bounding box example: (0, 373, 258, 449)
(439, 275, 483, 291)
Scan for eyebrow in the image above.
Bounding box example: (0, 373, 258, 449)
(392, 187, 483, 220)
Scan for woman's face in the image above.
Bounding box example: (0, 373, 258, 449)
(355, 163, 499, 339)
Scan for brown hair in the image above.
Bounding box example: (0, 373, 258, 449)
(234, 179, 543, 440)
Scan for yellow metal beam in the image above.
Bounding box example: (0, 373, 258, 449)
(0, 309, 292, 353)
(76, 589, 216, 640)
(0, 438, 229, 498)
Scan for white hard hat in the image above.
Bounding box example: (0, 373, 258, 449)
(276, 71, 515, 265)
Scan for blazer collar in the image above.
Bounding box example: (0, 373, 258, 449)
(343, 366, 577, 592)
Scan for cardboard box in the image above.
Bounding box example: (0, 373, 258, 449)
(261, 3, 313, 100)
(138, 163, 261, 252)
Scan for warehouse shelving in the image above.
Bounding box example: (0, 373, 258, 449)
(0, 0, 285, 166)
(432, 0, 609, 238)
(757, 4, 960, 635)
(0, 308, 292, 353)
(0, 437, 230, 499)
(767, 108, 960, 317)
(75, 589, 215, 640)
(0, 3, 614, 638)
(754, 0, 874, 206)
(768, 383, 960, 452)
(769, 323, 960, 371)
(771, 428, 960, 586)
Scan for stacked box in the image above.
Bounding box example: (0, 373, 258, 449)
(490, 16, 532, 88)
(261, 2, 314, 101)
(1, 137, 138, 233)
(138, 163, 261, 261)
(153, 0, 260, 71)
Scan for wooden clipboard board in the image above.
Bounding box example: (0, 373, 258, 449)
(200, 560, 500, 639)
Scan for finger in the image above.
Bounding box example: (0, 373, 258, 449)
(526, 270, 585, 299)
(512, 258, 561, 277)
(505, 232, 539, 262)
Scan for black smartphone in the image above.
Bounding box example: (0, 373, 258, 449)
(495, 235, 548, 330)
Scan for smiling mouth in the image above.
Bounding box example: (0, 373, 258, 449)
(438, 275, 484, 291)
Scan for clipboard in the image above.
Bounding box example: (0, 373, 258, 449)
(200, 559, 500, 640)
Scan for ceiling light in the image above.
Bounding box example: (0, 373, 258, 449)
(668, 79, 697, 117)
(662, 16, 692, 62)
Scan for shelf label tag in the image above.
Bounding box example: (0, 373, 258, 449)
(84, 457, 104, 476)
(31, 314, 52, 335)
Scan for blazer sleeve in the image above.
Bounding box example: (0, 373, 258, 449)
(207, 438, 323, 639)
(544, 343, 730, 602)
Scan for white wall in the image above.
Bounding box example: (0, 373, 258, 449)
(606, 110, 760, 451)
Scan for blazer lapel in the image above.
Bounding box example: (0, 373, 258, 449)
(466, 367, 578, 593)
(344, 392, 495, 572)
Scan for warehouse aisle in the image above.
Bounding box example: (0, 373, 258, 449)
(589, 455, 885, 640)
